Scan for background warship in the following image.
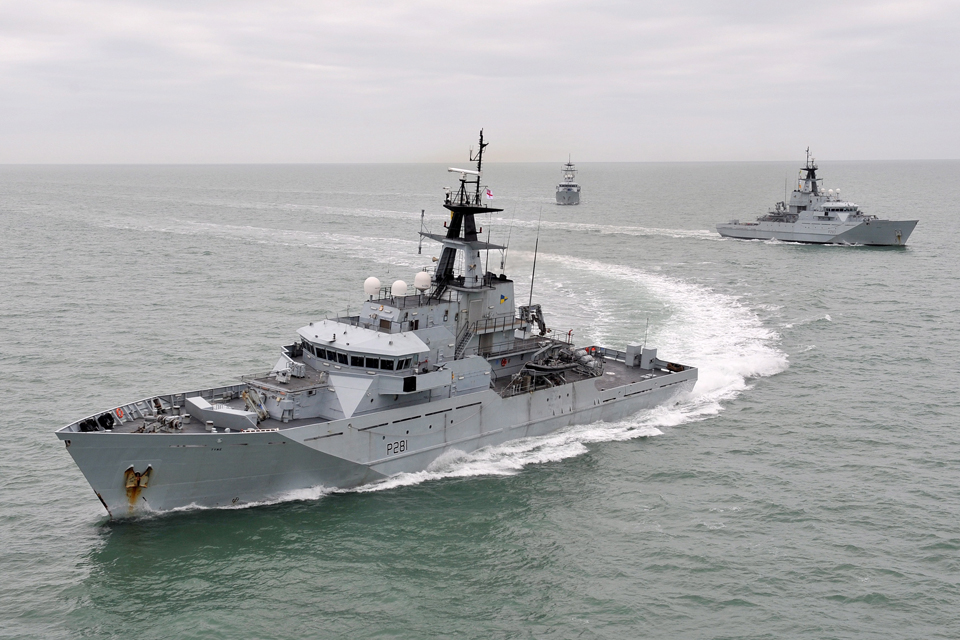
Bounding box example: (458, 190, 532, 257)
(56, 132, 697, 519)
(556, 157, 581, 204)
(717, 149, 918, 245)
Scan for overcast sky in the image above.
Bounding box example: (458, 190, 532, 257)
(1, 0, 958, 163)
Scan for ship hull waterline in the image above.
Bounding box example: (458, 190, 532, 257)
(57, 368, 696, 518)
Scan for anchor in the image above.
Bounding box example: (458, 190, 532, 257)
(123, 465, 153, 506)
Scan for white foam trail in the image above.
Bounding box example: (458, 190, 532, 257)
(103, 218, 426, 270)
(487, 215, 719, 240)
(528, 254, 788, 403)
(351, 420, 665, 494)
(127, 484, 341, 519)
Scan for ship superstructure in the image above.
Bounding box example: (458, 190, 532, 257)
(717, 149, 917, 245)
(56, 132, 696, 518)
(556, 158, 581, 205)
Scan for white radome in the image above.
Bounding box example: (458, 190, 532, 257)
(414, 271, 431, 291)
(363, 277, 381, 297)
(391, 280, 407, 296)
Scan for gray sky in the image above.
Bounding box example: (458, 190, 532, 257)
(2, 0, 958, 162)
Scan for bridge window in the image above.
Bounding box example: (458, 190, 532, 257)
(366, 357, 379, 369)
(351, 355, 364, 367)
(380, 359, 395, 371)
(317, 348, 326, 359)
(338, 352, 348, 364)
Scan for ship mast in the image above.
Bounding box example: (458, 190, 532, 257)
(428, 130, 504, 299)
(801, 146, 820, 195)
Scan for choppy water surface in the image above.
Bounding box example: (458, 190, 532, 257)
(1, 161, 959, 639)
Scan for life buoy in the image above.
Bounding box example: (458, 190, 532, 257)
(115, 407, 125, 419)
(500, 358, 508, 367)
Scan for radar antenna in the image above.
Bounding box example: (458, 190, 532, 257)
(528, 207, 543, 307)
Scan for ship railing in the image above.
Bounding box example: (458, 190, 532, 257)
(240, 371, 281, 384)
(477, 336, 547, 359)
(470, 315, 524, 335)
(94, 383, 248, 429)
(330, 313, 420, 334)
(596, 346, 626, 362)
(367, 289, 459, 307)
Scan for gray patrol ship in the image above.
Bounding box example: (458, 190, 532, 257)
(717, 149, 917, 245)
(56, 132, 697, 519)
(556, 157, 581, 205)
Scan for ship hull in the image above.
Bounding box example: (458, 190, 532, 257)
(57, 367, 695, 518)
(556, 190, 580, 205)
(717, 219, 917, 246)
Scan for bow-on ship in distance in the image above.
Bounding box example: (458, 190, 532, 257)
(717, 149, 918, 245)
(556, 157, 581, 205)
(56, 131, 697, 519)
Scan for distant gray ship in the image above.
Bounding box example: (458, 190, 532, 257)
(717, 149, 917, 245)
(56, 132, 696, 519)
(556, 158, 581, 205)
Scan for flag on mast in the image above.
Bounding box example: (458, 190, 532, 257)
(485, 188, 494, 199)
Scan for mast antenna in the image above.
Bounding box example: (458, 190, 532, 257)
(484, 214, 491, 279)
(528, 207, 543, 307)
(500, 206, 516, 273)
(417, 209, 425, 254)
(469, 129, 488, 204)
(643, 317, 649, 349)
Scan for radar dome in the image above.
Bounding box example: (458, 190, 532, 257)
(828, 189, 834, 195)
(363, 277, 381, 297)
(391, 280, 408, 297)
(414, 271, 431, 291)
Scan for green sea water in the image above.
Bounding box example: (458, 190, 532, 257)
(1, 160, 958, 639)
